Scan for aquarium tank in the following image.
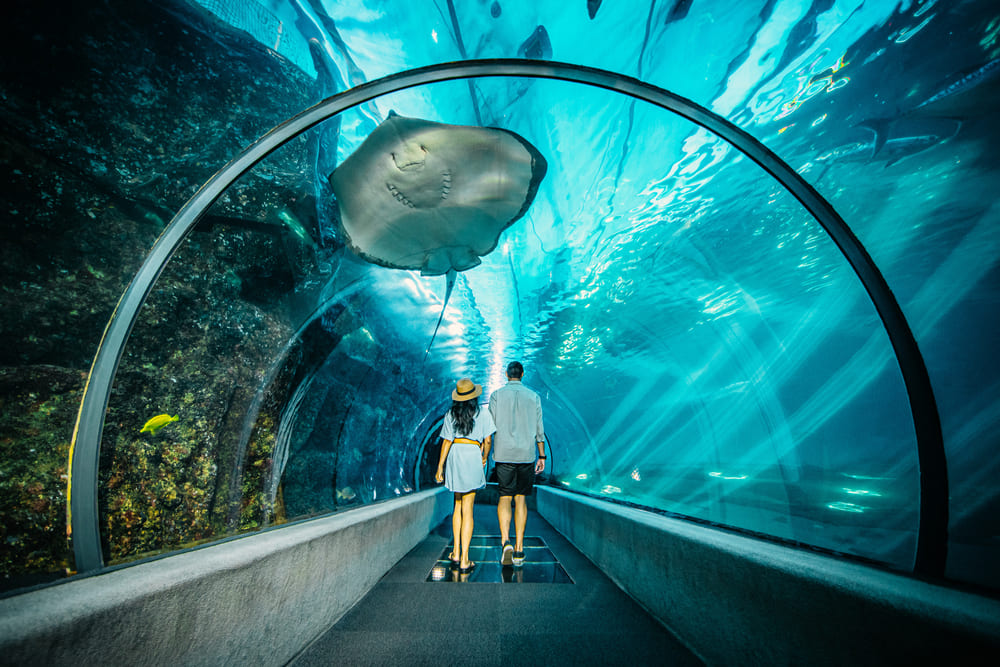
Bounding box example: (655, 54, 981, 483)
(1, 0, 998, 595)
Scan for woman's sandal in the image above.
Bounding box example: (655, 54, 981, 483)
(448, 552, 460, 569)
(459, 561, 475, 574)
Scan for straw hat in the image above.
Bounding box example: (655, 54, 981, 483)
(452, 378, 482, 401)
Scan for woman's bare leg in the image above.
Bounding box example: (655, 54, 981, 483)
(459, 492, 477, 568)
(450, 493, 462, 561)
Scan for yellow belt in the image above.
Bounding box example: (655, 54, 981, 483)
(453, 437, 481, 445)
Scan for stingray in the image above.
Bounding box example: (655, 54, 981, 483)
(330, 113, 547, 355)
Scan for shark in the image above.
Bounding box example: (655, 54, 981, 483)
(859, 56, 1000, 157)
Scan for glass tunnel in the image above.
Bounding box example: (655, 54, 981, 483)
(1, 0, 998, 597)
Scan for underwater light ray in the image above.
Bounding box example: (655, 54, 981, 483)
(747, 199, 1000, 457)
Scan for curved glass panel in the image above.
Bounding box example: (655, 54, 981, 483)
(479, 80, 918, 567)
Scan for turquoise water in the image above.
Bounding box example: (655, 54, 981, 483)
(2, 0, 998, 592)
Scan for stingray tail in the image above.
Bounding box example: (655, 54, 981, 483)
(424, 269, 457, 361)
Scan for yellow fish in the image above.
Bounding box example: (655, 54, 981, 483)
(140, 414, 178, 435)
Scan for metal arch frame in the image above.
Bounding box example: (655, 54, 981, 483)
(69, 59, 947, 577)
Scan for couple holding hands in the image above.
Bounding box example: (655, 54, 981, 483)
(434, 361, 546, 574)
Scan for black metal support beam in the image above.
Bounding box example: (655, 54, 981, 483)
(70, 59, 946, 576)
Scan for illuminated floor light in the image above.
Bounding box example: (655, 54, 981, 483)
(827, 501, 866, 513)
(843, 487, 881, 497)
(708, 471, 748, 480)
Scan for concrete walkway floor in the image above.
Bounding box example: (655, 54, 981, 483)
(290, 504, 703, 666)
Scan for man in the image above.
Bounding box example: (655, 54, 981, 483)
(488, 360, 546, 567)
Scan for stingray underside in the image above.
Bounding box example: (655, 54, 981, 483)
(330, 114, 547, 276)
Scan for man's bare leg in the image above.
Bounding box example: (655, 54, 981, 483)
(498, 495, 515, 565)
(514, 494, 528, 552)
(498, 495, 512, 545)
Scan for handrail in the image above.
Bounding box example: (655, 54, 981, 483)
(69, 59, 946, 577)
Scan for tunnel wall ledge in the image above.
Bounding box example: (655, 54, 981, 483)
(0, 487, 451, 666)
(537, 486, 1000, 665)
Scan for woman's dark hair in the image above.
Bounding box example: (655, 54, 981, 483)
(450, 399, 479, 437)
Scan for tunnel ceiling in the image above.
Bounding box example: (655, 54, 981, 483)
(2, 0, 999, 594)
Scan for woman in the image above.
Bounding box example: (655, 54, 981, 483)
(435, 377, 494, 574)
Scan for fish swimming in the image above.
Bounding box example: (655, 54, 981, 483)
(810, 116, 961, 185)
(859, 56, 1000, 157)
(849, 116, 961, 165)
(141, 414, 178, 435)
(664, 0, 692, 25)
(912, 56, 1000, 114)
(518, 25, 552, 60)
(330, 113, 547, 354)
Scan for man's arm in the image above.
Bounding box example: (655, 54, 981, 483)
(535, 395, 546, 473)
(535, 395, 545, 448)
(481, 435, 492, 466)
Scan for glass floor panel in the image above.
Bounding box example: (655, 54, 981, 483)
(464, 535, 546, 547)
(426, 536, 573, 584)
(444, 544, 558, 563)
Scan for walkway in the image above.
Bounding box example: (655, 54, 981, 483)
(290, 504, 702, 666)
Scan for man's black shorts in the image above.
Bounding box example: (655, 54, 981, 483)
(495, 462, 535, 497)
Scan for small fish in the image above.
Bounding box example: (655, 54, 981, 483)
(336, 487, 357, 502)
(518, 25, 552, 60)
(664, 0, 692, 25)
(141, 414, 178, 435)
(913, 56, 1000, 113)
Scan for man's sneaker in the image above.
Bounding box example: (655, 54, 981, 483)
(512, 550, 525, 567)
(501, 541, 514, 566)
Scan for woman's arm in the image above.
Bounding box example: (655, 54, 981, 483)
(435, 439, 453, 483)
(481, 435, 492, 466)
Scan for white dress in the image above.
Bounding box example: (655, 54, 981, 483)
(440, 404, 495, 493)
